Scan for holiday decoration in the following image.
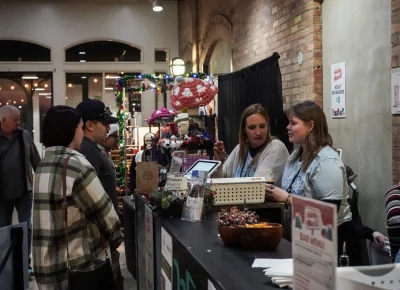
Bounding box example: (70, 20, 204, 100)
(146, 107, 177, 125)
(114, 72, 210, 189)
(170, 77, 218, 110)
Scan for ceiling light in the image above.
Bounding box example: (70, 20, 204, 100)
(35, 87, 45, 91)
(38, 93, 51, 96)
(80, 60, 86, 63)
(153, 0, 163, 12)
(105, 85, 115, 90)
(79, 51, 86, 55)
(21, 74, 38, 79)
(46, 96, 52, 99)
(105, 74, 120, 79)
(81, 76, 87, 79)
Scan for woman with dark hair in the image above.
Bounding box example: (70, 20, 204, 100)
(213, 103, 289, 186)
(33, 106, 122, 290)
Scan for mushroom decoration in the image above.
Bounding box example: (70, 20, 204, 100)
(146, 107, 177, 125)
(170, 77, 218, 110)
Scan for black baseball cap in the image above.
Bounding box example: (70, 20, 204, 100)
(76, 99, 118, 124)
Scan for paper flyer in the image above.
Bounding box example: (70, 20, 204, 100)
(331, 62, 346, 118)
(292, 195, 337, 290)
(161, 227, 173, 290)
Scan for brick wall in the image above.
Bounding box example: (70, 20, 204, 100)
(178, 0, 323, 108)
(393, 0, 400, 183)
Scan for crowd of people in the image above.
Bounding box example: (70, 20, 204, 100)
(0, 99, 398, 289)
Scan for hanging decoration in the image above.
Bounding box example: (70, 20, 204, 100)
(114, 72, 211, 189)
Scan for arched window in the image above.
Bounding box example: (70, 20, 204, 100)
(66, 41, 141, 62)
(0, 40, 51, 61)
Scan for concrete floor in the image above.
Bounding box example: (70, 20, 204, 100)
(29, 242, 137, 290)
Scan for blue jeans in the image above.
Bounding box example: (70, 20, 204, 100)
(395, 249, 400, 263)
(0, 191, 33, 264)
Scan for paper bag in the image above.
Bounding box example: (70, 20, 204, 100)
(136, 162, 159, 193)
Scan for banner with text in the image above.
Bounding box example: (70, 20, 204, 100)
(331, 62, 346, 118)
(292, 195, 337, 290)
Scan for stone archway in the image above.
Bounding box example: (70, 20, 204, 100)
(199, 14, 232, 72)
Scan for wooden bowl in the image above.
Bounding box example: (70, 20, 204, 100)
(239, 223, 282, 251)
(218, 226, 240, 246)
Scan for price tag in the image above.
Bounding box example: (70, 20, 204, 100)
(164, 174, 188, 191)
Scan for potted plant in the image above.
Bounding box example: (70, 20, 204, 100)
(143, 187, 216, 218)
(216, 207, 258, 246)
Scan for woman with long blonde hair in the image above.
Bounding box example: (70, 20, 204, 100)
(213, 103, 289, 186)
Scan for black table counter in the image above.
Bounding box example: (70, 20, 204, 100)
(161, 214, 292, 290)
(123, 195, 292, 290)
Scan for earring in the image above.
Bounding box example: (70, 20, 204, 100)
(307, 131, 311, 136)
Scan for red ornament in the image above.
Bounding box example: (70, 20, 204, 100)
(170, 78, 218, 110)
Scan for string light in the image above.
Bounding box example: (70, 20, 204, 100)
(13, 101, 16, 104)
(21, 99, 24, 102)
(68, 84, 72, 88)
(11, 85, 15, 90)
(94, 78, 98, 83)
(44, 84, 48, 88)
(24, 84, 28, 88)
(66, 97, 68, 99)
(34, 83, 38, 87)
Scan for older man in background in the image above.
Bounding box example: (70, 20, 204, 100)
(0, 105, 41, 276)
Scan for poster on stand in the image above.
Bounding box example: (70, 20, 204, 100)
(292, 195, 337, 290)
(145, 205, 154, 290)
(161, 227, 173, 290)
(391, 68, 400, 114)
(331, 62, 346, 118)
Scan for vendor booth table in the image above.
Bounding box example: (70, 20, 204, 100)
(123, 195, 291, 290)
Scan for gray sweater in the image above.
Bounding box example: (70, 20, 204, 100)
(212, 139, 289, 186)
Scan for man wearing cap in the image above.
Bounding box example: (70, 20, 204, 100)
(76, 99, 120, 215)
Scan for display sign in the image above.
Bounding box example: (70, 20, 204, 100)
(145, 205, 154, 290)
(331, 62, 346, 118)
(165, 174, 188, 191)
(292, 195, 337, 290)
(173, 237, 209, 290)
(161, 227, 173, 290)
(391, 68, 400, 114)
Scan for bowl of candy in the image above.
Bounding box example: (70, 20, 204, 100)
(239, 222, 282, 251)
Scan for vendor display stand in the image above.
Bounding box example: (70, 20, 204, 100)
(124, 195, 292, 290)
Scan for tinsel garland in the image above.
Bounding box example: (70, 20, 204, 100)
(114, 72, 209, 189)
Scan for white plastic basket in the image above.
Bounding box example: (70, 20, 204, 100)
(208, 177, 266, 206)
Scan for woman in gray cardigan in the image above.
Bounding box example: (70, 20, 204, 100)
(212, 104, 289, 186)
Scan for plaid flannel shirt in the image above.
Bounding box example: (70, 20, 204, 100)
(33, 147, 121, 289)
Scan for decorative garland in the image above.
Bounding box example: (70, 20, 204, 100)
(114, 72, 210, 190)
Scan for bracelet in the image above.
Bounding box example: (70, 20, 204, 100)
(285, 193, 291, 208)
